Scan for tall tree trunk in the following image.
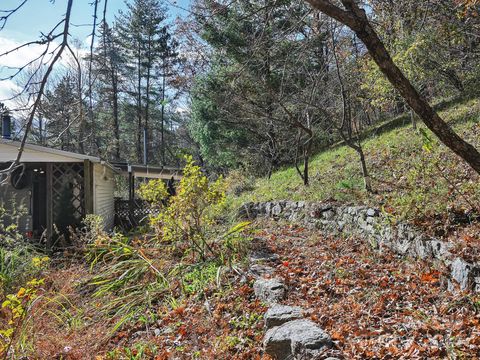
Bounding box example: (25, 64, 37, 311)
(136, 47, 142, 163)
(331, 23, 372, 193)
(160, 61, 166, 165)
(144, 35, 152, 164)
(111, 68, 120, 159)
(39, 115, 43, 145)
(76, 64, 85, 154)
(410, 109, 417, 130)
(306, 0, 480, 174)
(303, 151, 309, 186)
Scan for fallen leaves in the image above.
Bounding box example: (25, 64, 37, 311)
(420, 270, 441, 284)
(258, 222, 480, 359)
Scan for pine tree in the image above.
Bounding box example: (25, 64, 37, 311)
(115, 0, 177, 164)
(92, 21, 124, 160)
(42, 74, 84, 152)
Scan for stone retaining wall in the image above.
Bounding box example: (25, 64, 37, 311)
(239, 201, 480, 292)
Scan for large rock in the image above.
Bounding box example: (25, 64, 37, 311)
(449, 258, 480, 291)
(264, 319, 332, 359)
(264, 305, 303, 329)
(272, 203, 283, 217)
(253, 278, 286, 304)
(237, 202, 256, 219)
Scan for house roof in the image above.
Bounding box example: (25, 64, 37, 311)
(0, 140, 182, 178)
(0, 139, 103, 163)
(112, 162, 183, 180)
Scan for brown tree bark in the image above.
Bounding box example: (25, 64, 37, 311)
(305, 0, 480, 174)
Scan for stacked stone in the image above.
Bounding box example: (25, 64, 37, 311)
(239, 201, 480, 292)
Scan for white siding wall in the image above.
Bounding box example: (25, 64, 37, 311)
(93, 164, 115, 230)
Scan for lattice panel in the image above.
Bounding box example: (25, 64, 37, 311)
(114, 199, 158, 229)
(52, 163, 85, 223)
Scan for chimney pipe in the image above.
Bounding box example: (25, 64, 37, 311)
(2, 114, 11, 139)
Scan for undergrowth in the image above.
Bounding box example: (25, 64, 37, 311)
(83, 157, 251, 336)
(1, 157, 255, 359)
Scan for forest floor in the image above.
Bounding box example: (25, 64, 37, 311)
(16, 218, 480, 359)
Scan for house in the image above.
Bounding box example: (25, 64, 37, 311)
(0, 114, 183, 245)
(0, 139, 117, 245)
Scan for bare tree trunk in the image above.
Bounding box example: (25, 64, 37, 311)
(306, 0, 480, 174)
(410, 109, 417, 130)
(144, 35, 152, 164)
(88, 0, 99, 154)
(303, 144, 310, 186)
(71, 52, 85, 154)
(331, 23, 373, 193)
(294, 128, 313, 186)
(39, 115, 43, 145)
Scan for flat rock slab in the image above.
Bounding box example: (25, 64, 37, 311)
(265, 305, 303, 329)
(249, 264, 275, 278)
(264, 319, 332, 359)
(253, 278, 286, 304)
(249, 250, 279, 263)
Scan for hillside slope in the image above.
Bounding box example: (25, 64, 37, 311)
(229, 96, 480, 226)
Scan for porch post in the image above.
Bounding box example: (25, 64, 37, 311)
(128, 166, 135, 218)
(45, 163, 53, 250)
(128, 166, 133, 202)
(84, 160, 94, 214)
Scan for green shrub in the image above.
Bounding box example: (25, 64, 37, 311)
(140, 156, 225, 260)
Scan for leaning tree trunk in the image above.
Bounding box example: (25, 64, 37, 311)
(306, 0, 480, 174)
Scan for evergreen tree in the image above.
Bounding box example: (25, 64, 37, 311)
(92, 22, 124, 160)
(42, 74, 85, 152)
(116, 0, 177, 164)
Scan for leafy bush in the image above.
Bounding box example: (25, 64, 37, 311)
(137, 179, 168, 206)
(0, 247, 48, 297)
(140, 156, 225, 260)
(0, 203, 27, 245)
(0, 278, 44, 357)
(86, 158, 251, 333)
(0, 203, 46, 298)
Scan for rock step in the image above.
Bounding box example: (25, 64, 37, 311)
(253, 278, 286, 304)
(264, 304, 303, 329)
(264, 319, 332, 360)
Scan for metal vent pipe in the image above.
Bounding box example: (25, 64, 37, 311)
(1, 114, 11, 139)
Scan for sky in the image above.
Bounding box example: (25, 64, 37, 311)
(0, 0, 191, 105)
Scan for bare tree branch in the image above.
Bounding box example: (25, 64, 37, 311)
(13, 0, 74, 166)
(0, 0, 28, 31)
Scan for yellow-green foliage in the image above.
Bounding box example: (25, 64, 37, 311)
(0, 278, 44, 356)
(138, 179, 168, 205)
(145, 156, 225, 259)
